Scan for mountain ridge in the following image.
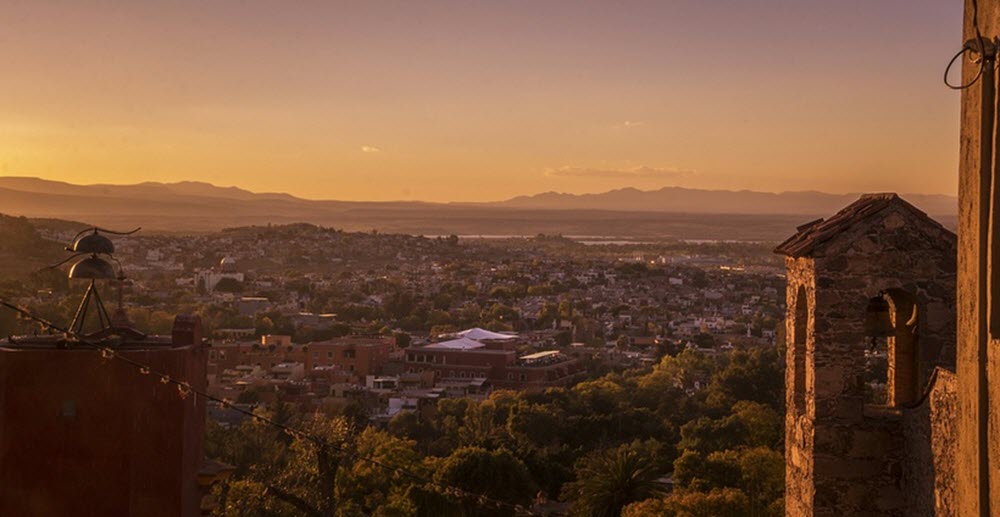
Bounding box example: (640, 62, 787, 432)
(493, 185, 957, 215)
(0, 176, 957, 215)
(0, 177, 957, 238)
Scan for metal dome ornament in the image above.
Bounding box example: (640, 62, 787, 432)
(68, 256, 117, 280)
(48, 226, 140, 338)
(68, 231, 115, 255)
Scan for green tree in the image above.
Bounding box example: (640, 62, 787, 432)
(507, 402, 562, 447)
(677, 416, 748, 455)
(215, 416, 353, 517)
(672, 450, 742, 492)
(384, 291, 416, 320)
(432, 292, 453, 311)
(704, 349, 784, 409)
(388, 411, 434, 446)
(737, 447, 784, 516)
(457, 400, 503, 449)
(537, 302, 559, 328)
(622, 488, 751, 517)
(562, 447, 663, 517)
(337, 427, 426, 515)
(692, 332, 715, 348)
(394, 332, 412, 348)
(433, 447, 536, 517)
(671, 448, 782, 515)
(730, 401, 782, 449)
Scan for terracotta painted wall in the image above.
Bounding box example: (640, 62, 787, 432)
(0, 343, 207, 517)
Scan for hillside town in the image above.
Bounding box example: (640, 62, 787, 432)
(7, 223, 785, 430)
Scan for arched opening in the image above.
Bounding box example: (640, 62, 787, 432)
(793, 285, 808, 414)
(863, 289, 920, 407)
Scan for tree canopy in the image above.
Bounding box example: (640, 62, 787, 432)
(208, 345, 786, 517)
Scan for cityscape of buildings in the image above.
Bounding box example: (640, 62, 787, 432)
(0, 219, 789, 515)
(15, 223, 785, 426)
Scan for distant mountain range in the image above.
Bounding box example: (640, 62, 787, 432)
(0, 177, 957, 239)
(494, 187, 957, 215)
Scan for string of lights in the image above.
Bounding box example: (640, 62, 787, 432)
(945, 0, 993, 90)
(0, 299, 536, 516)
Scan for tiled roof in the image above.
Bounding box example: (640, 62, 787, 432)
(774, 193, 952, 258)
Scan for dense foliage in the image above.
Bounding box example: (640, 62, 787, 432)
(207, 346, 785, 516)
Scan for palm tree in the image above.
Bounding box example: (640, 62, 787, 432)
(562, 447, 664, 517)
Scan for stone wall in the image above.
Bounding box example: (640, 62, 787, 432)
(902, 368, 958, 517)
(785, 257, 815, 516)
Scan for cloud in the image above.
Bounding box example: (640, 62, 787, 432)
(614, 120, 645, 129)
(361, 145, 381, 153)
(544, 165, 695, 179)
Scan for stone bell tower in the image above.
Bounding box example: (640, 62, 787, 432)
(775, 193, 956, 516)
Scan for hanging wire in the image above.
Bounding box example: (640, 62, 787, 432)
(945, 0, 993, 90)
(69, 226, 142, 243)
(0, 299, 538, 516)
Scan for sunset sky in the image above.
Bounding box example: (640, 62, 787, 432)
(0, 1, 962, 202)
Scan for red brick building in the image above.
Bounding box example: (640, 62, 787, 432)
(208, 335, 394, 380)
(0, 315, 210, 517)
(404, 337, 582, 389)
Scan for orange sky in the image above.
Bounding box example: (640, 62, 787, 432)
(0, 1, 962, 202)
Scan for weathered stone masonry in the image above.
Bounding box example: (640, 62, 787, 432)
(777, 194, 957, 516)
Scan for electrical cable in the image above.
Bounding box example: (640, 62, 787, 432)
(70, 226, 142, 242)
(945, 0, 992, 90)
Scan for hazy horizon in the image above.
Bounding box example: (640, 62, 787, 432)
(0, 175, 957, 238)
(0, 174, 961, 205)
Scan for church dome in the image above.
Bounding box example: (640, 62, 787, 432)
(220, 256, 237, 272)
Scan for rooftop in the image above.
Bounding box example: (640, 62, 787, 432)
(519, 350, 561, 360)
(774, 193, 953, 258)
(424, 337, 487, 350)
(1, 333, 175, 351)
(452, 327, 517, 341)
